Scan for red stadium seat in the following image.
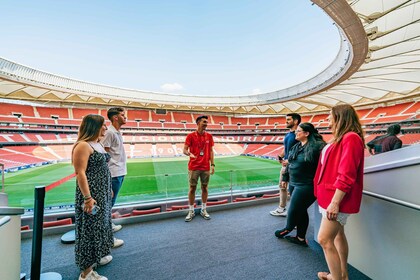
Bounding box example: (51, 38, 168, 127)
(21, 225, 30, 231)
(207, 199, 229, 206)
(43, 218, 72, 228)
(132, 207, 161, 216)
(233, 196, 256, 202)
(262, 193, 280, 198)
(167, 203, 196, 211)
(112, 212, 133, 218)
(120, 213, 133, 218)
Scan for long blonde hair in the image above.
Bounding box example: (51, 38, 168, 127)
(71, 114, 105, 161)
(331, 104, 365, 144)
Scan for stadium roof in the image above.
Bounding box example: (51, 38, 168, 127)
(0, 0, 419, 115)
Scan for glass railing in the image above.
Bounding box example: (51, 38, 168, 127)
(4, 157, 281, 213)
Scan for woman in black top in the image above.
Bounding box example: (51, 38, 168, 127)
(275, 122, 325, 246)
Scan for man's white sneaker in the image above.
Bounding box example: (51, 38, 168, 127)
(112, 223, 122, 232)
(99, 255, 113, 266)
(185, 210, 195, 222)
(112, 238, 124, 248)
(200, 209, 211, 220)
(270, 207, 287, 217)
(79, 270, 108, 280)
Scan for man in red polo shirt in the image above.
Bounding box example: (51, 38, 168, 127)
(183, 115, 215, 222)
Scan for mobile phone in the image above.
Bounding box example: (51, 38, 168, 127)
(278, 155, 283, 161)
(81, 203, 100, 215)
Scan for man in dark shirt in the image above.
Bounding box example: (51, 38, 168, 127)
(367, 124, 402, 155)
(270, 113, 301, 217)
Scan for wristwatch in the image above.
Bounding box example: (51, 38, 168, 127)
(211, 164, 215, 167)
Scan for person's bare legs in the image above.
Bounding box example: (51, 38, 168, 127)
(334, 226, 349, 280)
(188, 185, 197, 205)
(80, 266, 93, 279)
(318, 218, 342, 280)
(279, 184, 287, 208)
(201, 184, 208, 204)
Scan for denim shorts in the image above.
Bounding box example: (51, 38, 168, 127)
(319, 206, 350, 226)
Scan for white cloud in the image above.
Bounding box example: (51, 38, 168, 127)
(252, 88, 262, 95)
(161, 83, 184, 92)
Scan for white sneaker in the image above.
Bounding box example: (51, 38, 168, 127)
(79, 270, 108, 280)
(185, 210, 195, 222)
(270, 207, 287, 217)
(200, 209, 211, 220)
(112, 237, 124, 248)
(99, 255, 112, 266)
(112, 223, 122, 232)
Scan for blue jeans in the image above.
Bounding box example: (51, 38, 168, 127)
(111, 176, 125, 207)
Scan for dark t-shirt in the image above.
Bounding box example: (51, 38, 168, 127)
(381, 135, 402, 152)
(282, 142, 323, 189)
(283, 131, 298, 160)
(367, 135, 402, 154)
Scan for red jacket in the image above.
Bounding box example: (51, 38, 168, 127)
(314, 132, 364, 214)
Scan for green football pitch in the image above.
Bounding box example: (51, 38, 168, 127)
(4, 156, 280, 209)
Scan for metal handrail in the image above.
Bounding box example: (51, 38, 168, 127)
(0, 216, 11, 227)
(363, 190, 420, 211)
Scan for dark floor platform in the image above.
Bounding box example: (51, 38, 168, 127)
(21, 202, 371, 280)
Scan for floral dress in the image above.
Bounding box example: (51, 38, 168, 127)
(75, 148, 113, 270)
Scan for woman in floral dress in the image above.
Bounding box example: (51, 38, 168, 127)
(72, 114, 113, 280)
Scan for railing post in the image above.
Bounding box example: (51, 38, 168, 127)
(230, 170, 233, 203)
(30, 186, 45, 280)
(29, 186, 62, 280)
(164, 174, 169, 211)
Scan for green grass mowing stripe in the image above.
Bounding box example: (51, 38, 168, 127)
(5, 163, 75, 208)
(5, 156, 281, 208)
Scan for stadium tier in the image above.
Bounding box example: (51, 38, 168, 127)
(0, 101, 418, 171)
(0, 102, 417, 130)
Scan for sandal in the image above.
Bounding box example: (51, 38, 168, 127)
(317, 272, 330, 280)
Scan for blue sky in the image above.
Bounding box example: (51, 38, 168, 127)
(0, 0, 340, 96)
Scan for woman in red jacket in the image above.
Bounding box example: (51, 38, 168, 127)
(315, 104, 365, 280)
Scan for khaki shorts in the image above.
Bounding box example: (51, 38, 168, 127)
(189, 170, 210, 186)
(279, 166, 287, 189)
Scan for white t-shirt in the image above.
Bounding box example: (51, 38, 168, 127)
(101, 125, 127, 177)
(321, 143, 332, 165)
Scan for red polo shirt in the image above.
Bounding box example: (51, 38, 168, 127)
(185, 131, 214, 171)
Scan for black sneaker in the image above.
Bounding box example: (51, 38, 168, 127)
(274, 228, 291, 239)
(285, 236, 308, 247)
